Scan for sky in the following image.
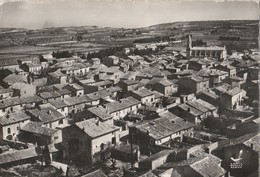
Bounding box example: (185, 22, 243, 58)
(0, 0, 259, 29)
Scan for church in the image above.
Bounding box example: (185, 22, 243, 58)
(186, 35, 227, 60)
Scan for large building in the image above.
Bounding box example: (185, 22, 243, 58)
(186, 35, 227, 60)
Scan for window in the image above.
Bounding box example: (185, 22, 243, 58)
(151, 98, 154, 102)
(112, 137, 116, 144)
(0, 95, 3, 98)
(59, 119, 63, 125)
(17, 126, 20, 131)
(7, 128, 11, 134)
(54, 136, 58, 140)
(150, 139, 155, 145)
(3, 108, 5, 112)
(61, 108, 64, 112)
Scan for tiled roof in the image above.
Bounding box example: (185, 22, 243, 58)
(191, 46, 226, 51)
(90, 80, 113, 87)
(0, 111, 30, 125)
(132, 88, 154, 97)
(0, 148, 37, 165)
(196, 99, 217, 111)
(63, 95, 93, 106)
(55, 89, 71, 95)
(178, 104, 204, 116)
(133, 116, 194, 140)
(104, 97, 140, 113)
(197, 69, 228, 77)
(0, 95, 43, 109)
(80, 169, 107, 177)
(21, 121, 58, 136)
(48, 69, 67, 78)
(49, 99, 68, 109)
(190, 75, 208, 82)
(68, 83, 83, 90)
(39, 92, 61, 99)
(158, 79, 174, 87)
(121, 80, 139, 85)
(75, 118, 119, 138)
(28, 107, 64, 123)
(199, 90, 219, 100)
(225, 87, 243, 96)
(3, 74, 27, 85)
(186, 100, 210, 113)
(190, 157, 226, 177)
(87, 107, 112, 121)
(140, 149, 174, 163)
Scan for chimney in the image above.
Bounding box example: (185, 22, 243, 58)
(48, 110, 52, 115)
(187, 108, 191, 112)
(96, 119, 100, 126)
(251, 143, 253, 149)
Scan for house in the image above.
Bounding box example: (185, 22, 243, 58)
(214, 64, 236, 78)
(102, 55, 120, 66)
(222, 76, 244, 88)
(197, 69, 229, 87)
(104, 96, 141, 120)
(171, 99, 217, 124)
(153, 79, 177, 96)
(91, 58, 101, 65)
(129, 115, 194, 148)
(220, 87, 246, 110)
(63, 94, 100, 114)
(61, 63, 90, 77)
(88, 80, 113, 89)
(47, 69, 67, 85)
(236, 117, 260, 136)
(48, 99, 69, 116)
(0, 95, 43, 117)
(62, 118, 120, 164)
(20, 121, 62, 145)
(27, 107, 67, 129)
(128, 55, 144, 63)
(86, 106, 113, 123)
(54, 89, 71, 100)
(11, 83, 37, 97)
(111, 143, 139, 163)
(0, 148, 38, 168)
(188, 58, 208, 71)
(178, 76, 209, 94)
(63, 83, 84, 97)
(99, 67, 125, 84)
(170, 156, 226, 177)
(39, 91, 62, 102)
(118, 80, 139, 92)
(132, 88, 155, 106)
(0, 111, 30, 140)
(21, 63, 42, 75)
(1, 74, 28, 88)
(139, 149, 174, 171)
(247, 66, 259, 81)
(0, 88, 13, 100)
(241, 80, 259, 101)
(197, 90, 220, 107)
